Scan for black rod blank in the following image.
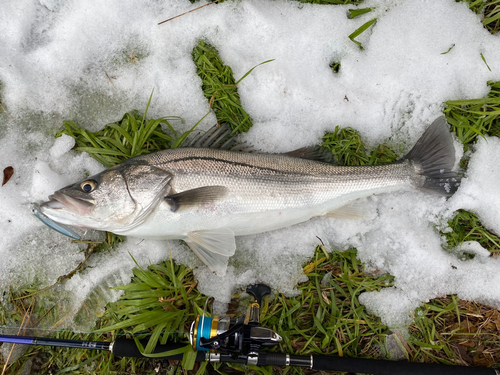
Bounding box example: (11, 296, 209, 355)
(311, 354, 498, 375)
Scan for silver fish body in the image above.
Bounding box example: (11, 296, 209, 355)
(38, 117, 460, 275)
(119, 148, 417, 238)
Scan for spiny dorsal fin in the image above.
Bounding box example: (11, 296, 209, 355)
(166, 186, 229, 212)
(185, 124, 335, 164)
(184, 123, 256, 152)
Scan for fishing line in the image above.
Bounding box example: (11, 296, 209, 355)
(0, 326, 184, 336)
(158, 0, 220, 25)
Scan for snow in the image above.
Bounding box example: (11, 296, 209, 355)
(1, 0, 500, 332)
(449, 136, 500, 236)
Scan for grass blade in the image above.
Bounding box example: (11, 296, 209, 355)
(348, 18, 377, 49)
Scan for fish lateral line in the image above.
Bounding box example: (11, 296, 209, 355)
(35, 117, 461, 276)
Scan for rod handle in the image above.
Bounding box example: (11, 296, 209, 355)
(312, 355, 498, 375)
(112, 339, 205, 361)
(256, 352, 312, 367)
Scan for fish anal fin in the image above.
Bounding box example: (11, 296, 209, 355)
(185, 228, 236, 276)
(324, 200, 368, 220)
(166, 186, 228, 212)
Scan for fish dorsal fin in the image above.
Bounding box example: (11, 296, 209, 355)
(186, 124, 335, 163)
(185, 228, 236, 276)
(323, 200, 368, 219)
(284, 146, 336, 164)
(186, 124, 335, 164)
(166, 186, 229, 212)
(185, 123, 256, 152)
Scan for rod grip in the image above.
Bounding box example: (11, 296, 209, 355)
(312, 355, 497, 375)
(112, 339, 205, 362)
(257, 352, 287, 366)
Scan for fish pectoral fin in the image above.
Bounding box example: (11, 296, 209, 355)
(324, 200, 368, 220)
(186, 228, 236, 276)
(166, 186, 229, 212)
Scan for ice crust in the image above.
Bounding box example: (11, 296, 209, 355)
(1, 0, 500, 331)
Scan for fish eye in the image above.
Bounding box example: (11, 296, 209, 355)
(80, 180, 98, 193)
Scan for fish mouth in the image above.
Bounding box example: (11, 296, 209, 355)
(42, 191, 95, 216)
(33, 203, 82, 240)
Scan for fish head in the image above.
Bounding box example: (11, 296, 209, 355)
(39, 162, 172, 232)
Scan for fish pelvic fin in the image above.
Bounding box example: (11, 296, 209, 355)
(186, 228, 236, 276)
(404, 116, 461, 196)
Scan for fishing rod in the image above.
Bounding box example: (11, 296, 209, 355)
(1, 284, 498, 375)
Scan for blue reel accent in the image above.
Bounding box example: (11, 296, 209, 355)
(196, 316, 213, 351)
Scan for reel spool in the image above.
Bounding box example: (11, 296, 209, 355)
(189, 284, 282, 358)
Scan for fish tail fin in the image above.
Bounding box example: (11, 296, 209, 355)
(404, 116, 461, 196)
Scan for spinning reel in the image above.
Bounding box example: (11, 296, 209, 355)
(189, 284, 311, 367)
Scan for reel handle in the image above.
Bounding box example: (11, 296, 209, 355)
(246, 284, 271, 307)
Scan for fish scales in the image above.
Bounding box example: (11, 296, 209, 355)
(36, 117, 460, 275)
(135, 147, 415, 212)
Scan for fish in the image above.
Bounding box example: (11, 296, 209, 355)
(37, 117, 460, 276)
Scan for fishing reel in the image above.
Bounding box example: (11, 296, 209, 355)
(189, 284, 283, 365)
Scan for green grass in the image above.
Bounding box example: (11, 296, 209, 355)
(0, 81, 6, 115)
(98, 258, 204, 355)
(57, 96, 185, 168)
(295, 0, 364, 5)
(3, 2, 500, 374)
(264, 248, 393, 360)
(192, 40, 254, 133)
(348, 18, 377, 49)
(444, 80, 500, 147)
(458, 0, 500, 34)
(321, 126, 398, 166)
(330, 61, 341, 73)
(443, 210, 500, 258)
(442, 79, 500, 262)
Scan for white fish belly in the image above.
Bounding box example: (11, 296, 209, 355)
(119, 180, 411, 239)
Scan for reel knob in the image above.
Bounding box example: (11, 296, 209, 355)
(246, 284, 271, 307)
